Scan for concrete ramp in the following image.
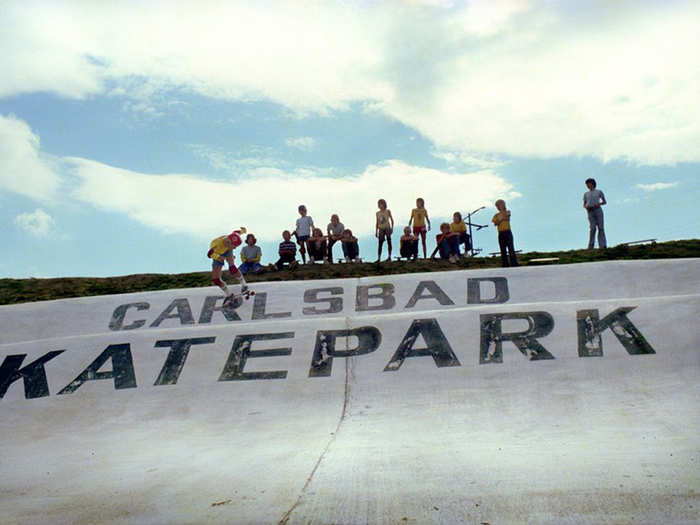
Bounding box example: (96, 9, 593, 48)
(1, 259, 698, 524)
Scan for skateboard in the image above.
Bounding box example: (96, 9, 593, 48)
(223, 289, 256, 308)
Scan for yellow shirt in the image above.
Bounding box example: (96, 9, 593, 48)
(450, 221, 466, 233)
(492, 211, 511, 232)
(411, 208, 427, 227)
(209, 235, 231, 260)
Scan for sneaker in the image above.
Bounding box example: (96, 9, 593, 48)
(312, 358, 328, 369)
(240, 284, 249, 294)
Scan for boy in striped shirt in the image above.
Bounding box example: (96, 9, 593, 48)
(276, 230, 298, 270)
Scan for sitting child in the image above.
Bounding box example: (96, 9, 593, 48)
(326, 214, 345, 263)
(276, 230, 298, 270)
(430, 222, 460, 263)
(450, 212, 471, 256)
(399, 226, 418, 260)
(239, 233, 263, 274)
(307, 228, 328, 263)
(341, 229, 360, 262)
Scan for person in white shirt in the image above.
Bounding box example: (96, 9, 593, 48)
(326, 214, 345, 263)
(294, 204, 314, 263)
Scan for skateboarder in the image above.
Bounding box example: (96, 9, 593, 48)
(207, 228, 248, 303)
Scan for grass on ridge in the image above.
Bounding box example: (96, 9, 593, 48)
(1, 239, 698, 306)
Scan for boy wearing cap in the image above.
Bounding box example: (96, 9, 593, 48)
(207, 227, 248, 301)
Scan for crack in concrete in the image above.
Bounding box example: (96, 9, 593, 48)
(278, 355, 352, 524)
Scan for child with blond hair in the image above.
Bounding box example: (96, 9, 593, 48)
(207, 227, 248, 303)
(450, 211, 471, 256)
(375, 198, 394, 262)
(400, 226, 418, 260)
(492, 199, 518, 267)
(408, 197, 431, 258)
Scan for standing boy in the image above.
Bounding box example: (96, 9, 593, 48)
(492, 200, 518, 267)
(294, 205, 314, 264)
(583, 178, 607, 249)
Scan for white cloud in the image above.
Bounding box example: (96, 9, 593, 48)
(14, 209, 55, 237)
(382, 2, 700, 166)
(455, 0, 531, 37)
(0, 115, 61, 201)
(4, 116, 516, 243)
(636, 182, 679, 192)
(285, 137, 317, 151)
(66, 157, 518, 241)
(188, 144, 288, 174)
(2, 2, 698, 165)
(431, 150, 506, 169)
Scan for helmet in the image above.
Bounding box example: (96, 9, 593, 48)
(227, 227, 246, 247)
(227, 231, 242, 247)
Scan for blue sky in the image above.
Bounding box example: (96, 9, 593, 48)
(1, 0, 698, 278)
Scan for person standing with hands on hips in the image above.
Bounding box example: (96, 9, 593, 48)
(408, 197, 431, 258)
(492, 200, 518, 267)
(583, 178, 607, 249)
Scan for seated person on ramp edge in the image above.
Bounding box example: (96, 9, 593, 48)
(207, 228, 249, 305)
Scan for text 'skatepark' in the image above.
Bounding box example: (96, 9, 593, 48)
(1, 277, 655, 400)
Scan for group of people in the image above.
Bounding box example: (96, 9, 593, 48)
(206, 179, 608, 303)
(280, 198, 478, 267)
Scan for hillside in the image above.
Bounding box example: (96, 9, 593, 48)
(1, 239, 698, 306)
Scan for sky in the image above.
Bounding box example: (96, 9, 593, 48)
(1, 0, 698, 278)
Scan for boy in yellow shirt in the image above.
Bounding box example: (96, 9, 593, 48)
(492, 200, 518, 267)
(207, 228, 248, 303)
(408, 197, 431, 258)
(450, 211, 471, 256)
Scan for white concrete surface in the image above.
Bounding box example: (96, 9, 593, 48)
(1, 259, 698, 524)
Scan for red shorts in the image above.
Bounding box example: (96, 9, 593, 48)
(412, 226, 426, 236)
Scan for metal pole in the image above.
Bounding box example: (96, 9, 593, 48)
(465, 206, 487, 257)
